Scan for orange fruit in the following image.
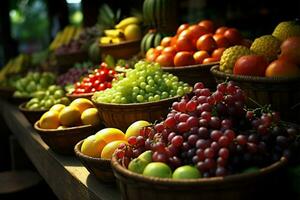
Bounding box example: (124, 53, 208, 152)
(39, 110, 60, 129)
(69, 98, 94, 114)
(50, 104, 66, 113)
(59, 106, 81, 127)
(101, 140, 128, 159)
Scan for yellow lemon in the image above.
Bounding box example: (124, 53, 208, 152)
(70, 98, 94, 114)
(50, 104, 66, 113)
(101, 140, 128, 159)
(81, 108, 100, 126)
(125, 120, 151, 139)
(81, 135, 106, 158)
(124, 24, 142, 41)
(39, 110, 60, 129)
(59, 106, 81, 127)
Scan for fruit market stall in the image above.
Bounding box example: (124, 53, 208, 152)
(0, 100, 120, 200)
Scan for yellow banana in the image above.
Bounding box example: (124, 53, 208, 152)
(99, 36, 113, 44)
(104, 29, 125, 38)
(115, 17, 142, 30)
(112, 37, 125, 44)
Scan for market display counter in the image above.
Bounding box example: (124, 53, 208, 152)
(0, 99, 120, 200)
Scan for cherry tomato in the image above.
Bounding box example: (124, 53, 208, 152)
(100, 62, 108, 68)
(93, 79, 100, 88)
(212, 48, 226, 60)
(187, 25, 209, 44)
(196, 34, 217, 52)
(215, 26, 228, 35)
(88, 74, 96, 82)
(98, 83, 106, 91)
(75, 82, 81, 88)
(213, 34, 230, 48)
(106, 82, 112, 88)
(193, 51, 210, 64)
(82, 77, 90, 83)
(91, 88, 96, 93)
(162, 46, 176, 56)
(175, 37, 195, 52)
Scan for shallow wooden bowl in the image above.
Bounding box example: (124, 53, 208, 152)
(162, 62, 219, 89)
(34, 121, 99, 155)
(19, 102, 48, 125)
(74, 140, 115, 183)
(93, 96, 180, 132)
(66, 92, 94, 101)
(99, 39, 141, 59)
(210, 65, 300, 123)
(111, 156, 288, 200)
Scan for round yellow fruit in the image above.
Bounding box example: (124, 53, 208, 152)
(39, 110, 60, 129)
(125, 120, 151, 139)
(81, 135, 106, 158)
(95, 128, 126, 143)
(124, 24, 141, 41)
(59, 106, 81, 127)
(101, 140, 128, 159)
(50, 104, 66, 113)
(81, 108, 100, 126)
(70, 98, 94, 114)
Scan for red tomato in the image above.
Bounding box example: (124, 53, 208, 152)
(198, 20, 214, 33)
(161, 37, 172, 47)
(162, 46, 176, 56)
(174, 51, 195, 66)
(88, 74, 96, 82)
(155, 45, 164, 54)
(98, 83, 106, 91)
(108, 69, 115, 76)
(279, 37, 300, 65)
(178, 29, 190, 39)
(215, 26, 228, 35)
(202, 57, 219, 64)
(91, 88, 96, 93)
(93, 79, 100, 88)
(224, 28, 242, 45)
(75, 82, 81, 88)
(83, 82, 92, 93)
(170, 36, 178, 47)
(193, 51, 209, 64)
(234, 55, 269, 76)
(106, 82, 112, 88)
(155, 53, 174, 66)
(82, 77, 90, 83)
(100, 62, 108, 68)
(265, 58, 300, 77)
(212, 47, 226, 60)
(196, 34, 217, 52)
(187, 25, 209, 44)
(177, 23, 189, 35)
(213, 34, 230, 48)
(175, 37, 195, 52)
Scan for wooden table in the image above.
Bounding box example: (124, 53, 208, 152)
(0, 99, 120, 200)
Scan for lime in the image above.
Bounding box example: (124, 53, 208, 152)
(143, 162, 172, 178)
(172, 165, 201, 179)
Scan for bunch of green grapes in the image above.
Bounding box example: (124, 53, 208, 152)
(92, 61, 191, 104)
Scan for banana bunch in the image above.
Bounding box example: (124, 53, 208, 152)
(99, 17, 142, 45)
(0, 54, 30, 82)
(49, 25, 83, 51)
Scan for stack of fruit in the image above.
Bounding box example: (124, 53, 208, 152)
(145, 20, 248, 67)
(219, 20, 300, 77)
(99, 17, 142, 45)
(92, 61, 191, 104)
(113, 82, 299, 179)
(25, 85, 69, 110)
(80, 120, 150, 159)
(38, 98, 100, 129)
(13, 72, 56, 98)
(71, 62, 117, 95)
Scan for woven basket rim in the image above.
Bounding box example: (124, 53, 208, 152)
(99, 39, 141, 48)
(34, 121, 96, 134)
(210, 65, 300, 83)
(92, 96, 180, 108)
(66, 92, 94, 98)
(19, 102, 48, 113)
(162, 62, 219, 70)
(74, 139, 111, 162)
(111, 156, 287, 186)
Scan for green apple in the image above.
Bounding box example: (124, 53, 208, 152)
(32, 72, 40, 82)
(143, 162, 172, 178)
(40, 99, 46, 106)
(26, 81, 37, 93)
(29, 103, 40, 110)
(48, 85, 58, 94)
(128, 158, 149, 174)
(39, 78, 49, 89)
(138, 150, 152, 163)
(54, 90, 64, 99)
(45, 98, 55, 109)
(60, 97, 70, 105)
(172, 166, 201, 179)
(34, 91, 46, 100)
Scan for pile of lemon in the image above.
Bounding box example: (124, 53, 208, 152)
(39, 98, 100, 129)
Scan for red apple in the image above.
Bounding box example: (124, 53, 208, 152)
(279, 36, 300, 65)
(233, 55, 269, 76)
(265, 59, 300, 77)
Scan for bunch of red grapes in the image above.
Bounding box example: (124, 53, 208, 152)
(72, 62, 117, 94)
(115, 81, 299, 177)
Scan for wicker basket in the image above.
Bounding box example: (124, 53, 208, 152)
(93, 96, 179, 132)
(34, 121, 99, 155)
(19, 102, 48, 125)
(111, 156, 287, 200)
(210, 65, 300, 123)
(74, 140, 115, 183)
(162, 62, 219, 89)
(0, 86, 15, 100)
(66, 92, 94, 101)
(100, 39, 141, 59)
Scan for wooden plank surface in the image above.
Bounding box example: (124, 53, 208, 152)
(0, 100, 120, 200)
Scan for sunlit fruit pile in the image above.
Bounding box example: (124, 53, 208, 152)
(39, 98, 100, 129)
(220, 20, 300, 77)
(25, 85, 69, 110)
(92, 61, 191, 104)
(72, 62, 117, 94)
(114, 82, 299, 179)
(145, 19, 248, 67)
